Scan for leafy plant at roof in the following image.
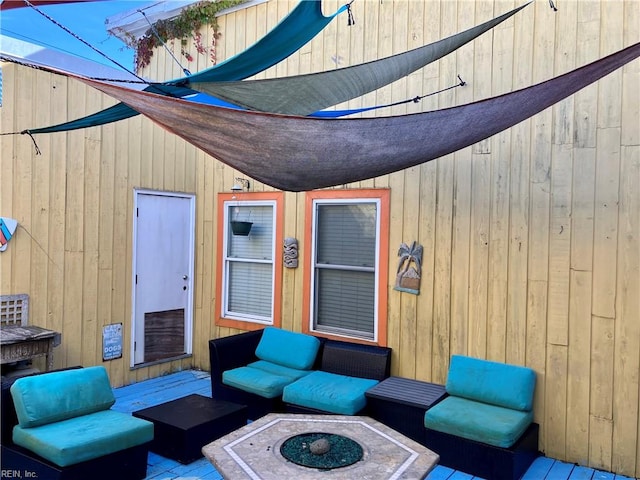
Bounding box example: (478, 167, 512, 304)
(132, 0, 247, 71)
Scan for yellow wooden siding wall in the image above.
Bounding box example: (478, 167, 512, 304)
(0, 0, 638, 475)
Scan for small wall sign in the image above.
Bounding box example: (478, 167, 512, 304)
(103, 323, 123, 361)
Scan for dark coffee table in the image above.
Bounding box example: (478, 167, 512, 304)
(133, 394, 247, 464)
(365, 376, 447, 443)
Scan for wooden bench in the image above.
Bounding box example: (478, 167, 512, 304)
(1, 294, 61, 373)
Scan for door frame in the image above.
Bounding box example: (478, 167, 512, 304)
(130, 188, 196, 368)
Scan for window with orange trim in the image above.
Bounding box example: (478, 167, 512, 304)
(303, 189, 389, 345)
(216, 192, 283, 330)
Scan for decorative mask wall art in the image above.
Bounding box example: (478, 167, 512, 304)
(283, 237, 299, 268)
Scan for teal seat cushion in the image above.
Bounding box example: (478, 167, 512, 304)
(446, 355, 536, 411)
(255, 327, 320, 370)
(10, 366, 116, 428)
(248, 360, 313, 381)
(12, 410, 154, 467)
(282, 370, 379, 415)
(424, 396, 533, 448)
(223, 363, 311, 399)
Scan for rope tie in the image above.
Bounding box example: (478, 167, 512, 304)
(377, 76, 466, 110)
(21, 131, 42, 155)
(0, 130, 41, 155)
(22, 0, 145, 82)
(346, 1, 356, 26)
(0, 54, 155, 87)
(413, 75, 466, 103)
(139, 9, 191, 76)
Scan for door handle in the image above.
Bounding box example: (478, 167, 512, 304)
(183, 275, 188, 280)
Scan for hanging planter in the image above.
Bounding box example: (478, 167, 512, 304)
(230, 220, 253, 236)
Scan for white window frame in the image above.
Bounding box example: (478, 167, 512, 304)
(309, 198, 382, 342)
(221, 199, 277, 325)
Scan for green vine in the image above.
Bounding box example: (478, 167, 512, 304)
(132, 0, 247, 71)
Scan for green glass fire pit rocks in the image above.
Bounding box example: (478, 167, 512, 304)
(280, 432, 363, 470)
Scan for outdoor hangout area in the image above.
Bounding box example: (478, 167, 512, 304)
(1, 0, 639, 479)
(1, 327, 637, 480)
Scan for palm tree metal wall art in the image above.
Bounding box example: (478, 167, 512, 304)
(394, 241, 423, 295)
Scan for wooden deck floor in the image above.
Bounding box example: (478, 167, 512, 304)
(112, 370, 638, 480)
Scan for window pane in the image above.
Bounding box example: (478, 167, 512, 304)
(316, 203, 376, 268)
(316, 204, 376, 267)
(224, 202, 275, 323)
(228, 262, 272, 318)
(312, 201, 378, 339)
(315, 269, 375, 337)
(228, 205, 273, 260)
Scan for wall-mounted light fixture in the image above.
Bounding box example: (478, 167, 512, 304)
(231, 178, 250, 192)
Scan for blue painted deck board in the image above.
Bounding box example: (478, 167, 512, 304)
(112, 370, 211, 413)
(548, 460, 583, 479)
(522, 457, 556, 479)
(570, 465, 598, 479)
(112, 370, 638, 480)
(592, 472, 616, 480)
(425, 465, 457, 479)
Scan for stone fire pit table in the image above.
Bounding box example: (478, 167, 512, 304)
(202, 413, 439, 479)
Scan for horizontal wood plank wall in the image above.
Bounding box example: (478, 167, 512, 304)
(0, 0, 638, 476)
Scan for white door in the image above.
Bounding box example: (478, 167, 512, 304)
(132, 191, 195, 366)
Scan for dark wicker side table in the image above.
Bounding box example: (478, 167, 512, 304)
(365, 376, 447, 443)
(133, 394, 247, 464)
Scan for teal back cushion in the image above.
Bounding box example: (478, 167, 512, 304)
(10, 366, 116, 428)
(255, 327, 320, 370)
(446, 355, 536, 411)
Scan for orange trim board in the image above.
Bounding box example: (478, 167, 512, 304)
(302, 189, 390, 347)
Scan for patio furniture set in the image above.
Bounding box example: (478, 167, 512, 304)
(0, 326, 540, 480)
(208, 327, 540, 480)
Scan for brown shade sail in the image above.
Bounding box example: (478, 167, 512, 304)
(19, 42, 640, 192)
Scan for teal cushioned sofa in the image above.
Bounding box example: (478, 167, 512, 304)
(282, 339, 392, 415)
(210, 328, 392, 419)
(5, 366, 153, 480)
(423, 355, 540, 480)
(222, 327, 321, 399)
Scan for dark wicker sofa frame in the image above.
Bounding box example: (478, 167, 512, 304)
(1, 368, 150, 480)
(208, 329, 272, 419)
(208, 329, 392, 419)
(423, 422, 540, 480)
